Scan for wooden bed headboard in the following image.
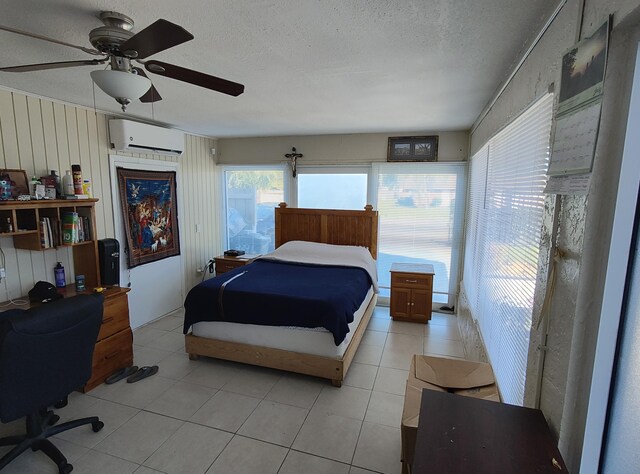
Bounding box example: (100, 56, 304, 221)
(274, 203, 379, 259)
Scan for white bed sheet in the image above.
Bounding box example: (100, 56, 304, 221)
(191, 286, 375, 358)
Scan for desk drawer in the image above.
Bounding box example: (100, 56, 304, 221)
(392, 273, 432, 290)
(97, 293, 130, 341)
(84, 328, 133, 392)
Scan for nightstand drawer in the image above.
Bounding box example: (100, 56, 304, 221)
(216, 260, 244, 274)
(392, 273, 432, 290)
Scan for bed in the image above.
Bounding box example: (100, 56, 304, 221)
(184, 203, 379, 386)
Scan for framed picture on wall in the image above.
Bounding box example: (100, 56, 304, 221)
(387, 136, 438, 162)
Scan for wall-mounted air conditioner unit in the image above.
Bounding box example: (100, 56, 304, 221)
(109, 119, 184, 156)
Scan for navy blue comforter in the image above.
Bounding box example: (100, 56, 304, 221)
(183, 259, 372, 345)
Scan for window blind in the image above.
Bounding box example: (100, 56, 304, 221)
(375, 163, 467, 305)
(463, 93, 553, 404)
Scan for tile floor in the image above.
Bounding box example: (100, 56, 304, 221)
(0, 307, 465, 474)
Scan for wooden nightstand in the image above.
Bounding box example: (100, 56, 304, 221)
(214, 255, 257, 275)
(390, 263, 435, 323)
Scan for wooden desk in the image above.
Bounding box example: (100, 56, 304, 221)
(1, 286, 132, 392)
(412, 390, 567, 473)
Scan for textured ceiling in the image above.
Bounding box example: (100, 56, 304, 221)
(0, 0, 558, 138)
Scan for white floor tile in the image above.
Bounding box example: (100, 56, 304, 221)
(361, 329, 387, 347)
(364, 391, 404, 428)
(145, 381, 217, 420)
(155, 352, 200, 380)
(292, 411, 362, 464)
(205, 435, 287, 474)
(133, 346, 173, 367)
(311, 385, 371, 421)
(73, 449, 139, 474)
(146, 331, 186, 352)
(89, 375, 176, 409)
(279, 450, 350, 474)
(388, 320, 425, 336)
(424, 322, 462, 340)
(423, 337, 466, 358)
(352, 422, 402, 474)
(181, 359, 240, 389)
(238, 400, 308, 447)
(373, 367, 409, 396)
(265, 374, 323, 409)
(190, 390, 260, 432)
(94, 410, 182, 463)
(221, 366, 281, 398)
(134, 467, 165, 474)
(133, 326, 169, 346)
(343, 362, 378, 390)
(147, 315, 184, 332)
(144, 422, 232, 474)
(0, 438, 88, 474)
(54, 398, 138, 448)
(353, 343, 384, 366)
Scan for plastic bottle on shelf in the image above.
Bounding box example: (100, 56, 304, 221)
(71, 165, 83, 195)
(82, 179, 92, 198)
(54, 262, 66, 288)
(62, 170, 74, 196)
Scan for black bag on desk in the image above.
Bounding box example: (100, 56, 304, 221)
(28, 281, 63, 304)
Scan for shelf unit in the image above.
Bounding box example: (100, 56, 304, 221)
(0, 199, 100, 289)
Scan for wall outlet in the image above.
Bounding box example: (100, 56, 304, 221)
(196, 267, 203, 273)
(0, 268, 5, 279)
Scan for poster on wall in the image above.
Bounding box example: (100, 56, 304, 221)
(557, 18, 610, 117)
(545, 17, 611, 192)
(117, 167, 180, 268)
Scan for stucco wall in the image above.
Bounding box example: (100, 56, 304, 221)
(460, 0, 640, 469)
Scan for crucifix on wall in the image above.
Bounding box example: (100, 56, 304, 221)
(284, 147, 303, 178)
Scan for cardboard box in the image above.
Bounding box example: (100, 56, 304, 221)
(401, 355, 500, 473)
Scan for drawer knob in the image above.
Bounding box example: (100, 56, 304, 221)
(406, 279, 418, 283)
(105, 350, 121, 360)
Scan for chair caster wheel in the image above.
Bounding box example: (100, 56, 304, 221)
(59, 463, 73, 474)
(49, 414, 60, 425)
(92, 421, 104, 432)
(54, 397, 68, 409)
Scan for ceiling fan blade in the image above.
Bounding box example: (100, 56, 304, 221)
(0, 24, 102, 55)
(119, 19, 193, 60)
(133, 67, 162, 102)
(0, 58, 106, 73)
(144, 60, 245, 97)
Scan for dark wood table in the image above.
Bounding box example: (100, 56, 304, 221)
(412, 390, 567, 473)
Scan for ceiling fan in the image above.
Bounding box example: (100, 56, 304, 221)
(0, 11, 245, 111)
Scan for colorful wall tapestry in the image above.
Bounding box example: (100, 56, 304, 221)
(117, 168, 180, 268)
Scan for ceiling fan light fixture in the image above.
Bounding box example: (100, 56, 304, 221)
(90, 69, 151, 111)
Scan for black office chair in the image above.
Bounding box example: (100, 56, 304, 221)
(0, 294, 105, 474)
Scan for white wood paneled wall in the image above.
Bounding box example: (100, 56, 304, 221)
(0, 89, 219, 303)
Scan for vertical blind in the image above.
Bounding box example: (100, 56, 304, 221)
(463, 93, 554, 405)
(375, 163, 467, 304)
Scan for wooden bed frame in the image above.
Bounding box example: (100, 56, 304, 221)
(185, 204, 379, 386)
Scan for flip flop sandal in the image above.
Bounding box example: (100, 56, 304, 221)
(126, 365, 159, 383)
(105, 366, 139, 384)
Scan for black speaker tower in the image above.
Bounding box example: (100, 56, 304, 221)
(98, 238, 120, 286)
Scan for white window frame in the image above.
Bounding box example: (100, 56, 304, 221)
(219, 164, 290, 250)
(293, 165, 373, 208)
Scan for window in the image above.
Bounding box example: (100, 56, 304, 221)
(297, 167, 368, 210)
(374, 163, 467, 305)
(463, 93, 554, 405)
(223, 167, 285, 254)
